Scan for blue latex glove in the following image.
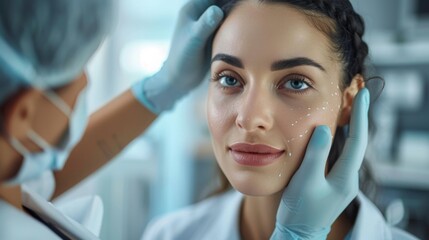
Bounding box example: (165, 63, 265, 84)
(132, 0, 224, 113)
(271, 88, 370, 240)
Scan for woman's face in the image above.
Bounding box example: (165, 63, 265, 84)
(207, 2, 346, 196)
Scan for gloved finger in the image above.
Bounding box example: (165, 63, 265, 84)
(292, 125, 332, 184)
(328, 88, 369, 183)
(193, 5, 224, 40)
(180, 0, 217, 20)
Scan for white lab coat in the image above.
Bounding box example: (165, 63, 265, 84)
(0, 171, 103, 240)
(142, 190, 419, 240)
(0, 198, 61, 239)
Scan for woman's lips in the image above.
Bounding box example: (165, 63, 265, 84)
(229, 143, 285, 166)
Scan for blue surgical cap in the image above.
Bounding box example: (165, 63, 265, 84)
(0, 0, 113, 105)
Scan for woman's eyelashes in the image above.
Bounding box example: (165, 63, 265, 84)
(278, 74, 314, 94)
(211, 71, 243, 93)
(211, 70, 314, 94)
(219, 75, 241, 88)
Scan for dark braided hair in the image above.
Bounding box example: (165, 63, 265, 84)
(210, 0, 376, 196)
(293, 0, 369, 87)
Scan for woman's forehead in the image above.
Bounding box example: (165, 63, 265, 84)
(213, 2, 337, 69)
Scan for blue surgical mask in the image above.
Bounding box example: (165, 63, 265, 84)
(5, 87, 89, 185)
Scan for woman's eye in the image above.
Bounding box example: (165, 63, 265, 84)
(284, 78, 310, 91)
(219, 75, 241, 87)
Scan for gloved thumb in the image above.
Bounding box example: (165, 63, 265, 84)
(293, 126, 332, 183)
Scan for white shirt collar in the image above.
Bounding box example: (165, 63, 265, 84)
(349, 192, 392, 240)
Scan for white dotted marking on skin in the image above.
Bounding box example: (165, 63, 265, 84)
(331, 94, 334, 97)
(278, 155, 288, 178)
(331, 82, 334, 85)
(288, 152, 292, 157)
(287, 101, 338, 146)
(334, 92, 338, 96)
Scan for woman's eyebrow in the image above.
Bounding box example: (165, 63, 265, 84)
(271, 57, 326, 72)
(211, 53, 244, 68)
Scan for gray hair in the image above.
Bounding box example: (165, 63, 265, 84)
(0, 0, 113, 105)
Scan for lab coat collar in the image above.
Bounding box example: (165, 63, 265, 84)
(0, 198, 61, 239)
(21, 186, 100, 240)
(349, 192, 392, 240)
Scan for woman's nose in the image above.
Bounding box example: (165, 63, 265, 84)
(235, 87, 274, 133)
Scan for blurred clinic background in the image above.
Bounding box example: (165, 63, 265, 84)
(54, 0, 429, 239)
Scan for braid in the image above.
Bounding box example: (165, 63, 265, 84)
(337, 6, 368, 82)
(312, 0, 369, 83)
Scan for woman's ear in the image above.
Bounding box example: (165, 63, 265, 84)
(2, 88, 41, 139)
(337, 74, 365, 126)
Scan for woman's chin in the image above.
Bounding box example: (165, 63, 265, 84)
(228, 173, 288, 197)
(234, 186, 275, 196)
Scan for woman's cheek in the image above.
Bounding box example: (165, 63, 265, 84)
(276, 97, 342, 162)
(206, 88, 235, 142)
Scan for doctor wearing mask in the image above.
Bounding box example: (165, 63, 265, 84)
(0, 0, 223, 239)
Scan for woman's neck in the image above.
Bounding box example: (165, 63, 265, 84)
(240, 191, 282, 240)
(239, 191, 354, 240)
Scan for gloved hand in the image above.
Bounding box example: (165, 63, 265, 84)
(271, 88, 370, 240)
(132, 0, 224, 113)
